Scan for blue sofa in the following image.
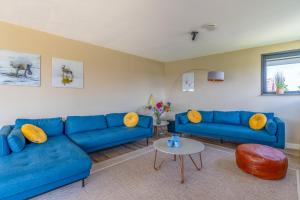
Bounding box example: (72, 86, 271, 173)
(65, 113, 153, 153)
(175, 111, 285, 149)
(0, 118, 92, 200)
(0, 113, 153, 199)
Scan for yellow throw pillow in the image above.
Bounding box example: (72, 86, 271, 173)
(21, 124, 47, 144)
(187, 110, 202, 123)
(249, 113, 267, 130)
(124, 112, 139, 128)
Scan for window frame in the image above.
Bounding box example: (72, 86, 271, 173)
(261, 49, 300, 95)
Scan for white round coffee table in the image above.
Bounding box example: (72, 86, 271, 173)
(153, 137, 205, 183)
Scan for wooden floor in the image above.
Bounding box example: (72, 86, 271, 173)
(89, 133, 300, 166)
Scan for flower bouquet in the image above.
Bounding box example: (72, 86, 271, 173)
(146, 101, 171, 125)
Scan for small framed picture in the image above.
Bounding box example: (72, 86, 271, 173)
(52, 57, 84, 88)
(182, 72, 194, 92)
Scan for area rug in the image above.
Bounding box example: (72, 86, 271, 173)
(33, 144, 299, 200)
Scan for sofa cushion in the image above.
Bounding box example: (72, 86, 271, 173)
(240, 111, 274, 127)
(265, 119, 277, 135)
(187, 110, 202, 123)
(213, 111, 240, 125)
(0, 135, 92, 200)
(177, 123, 224, 137)
(65, 115, 107, 135)
(138, 115, 152, 128)
(15, 118, 63, 137)
(249, 113, 267, 130)
(199, 111, 214, 123)
(7, 128, 26, 153)
(106, 113, 126, 127)
(68, 127, 152, 152)
(0, 126, 12, 157)
(21, 124, 48, 144)
(177, 123, 276, 143)
(179, 114, 189, 124)
(124, 112, 139, 128)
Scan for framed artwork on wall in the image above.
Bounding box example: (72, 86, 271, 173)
(0, 49, 40, 86)
(52, 57, 84, 88)
(182, 72, 194, 92)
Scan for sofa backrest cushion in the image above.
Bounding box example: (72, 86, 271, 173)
(7, 128, 25, 153)
(0, 125, 12, 156)
(199, 111, 214, 123)
(106, 113, 126, 127)
(214, 111, 240, 125)
(240, 111, 274, 127)
(138, 115, 152, 128)
(65, 115, 107, 135)
(15, 118, 64, 137)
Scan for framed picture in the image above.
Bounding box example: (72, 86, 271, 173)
(52, 57, 84, 88)
(182, 72, 194, 92)
(0, 49, 40, 86)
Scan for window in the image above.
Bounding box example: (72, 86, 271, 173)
(261, 49, 300, 94)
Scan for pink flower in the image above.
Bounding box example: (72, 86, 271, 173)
(156, 102, 163, 109)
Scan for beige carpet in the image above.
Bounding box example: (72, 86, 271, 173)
(33, 144, 299, 200)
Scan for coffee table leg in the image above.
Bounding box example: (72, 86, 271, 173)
(178, 155, 185, 184)
(173, 154, 176, 161)
(200, 152, 203, 168)
(154, 150, 158, 170)
(189, 153, 203, 171)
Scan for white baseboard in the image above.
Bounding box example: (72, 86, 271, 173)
(286, 143, 300, 150)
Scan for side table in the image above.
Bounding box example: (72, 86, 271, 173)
(153, 121, 169, 137)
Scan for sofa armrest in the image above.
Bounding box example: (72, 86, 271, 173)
(0, 125, 13, 135)
(0, 125, 13, 156)
(144, 115, 153, 136)
(274, 117, 285, 149)
(138, 114, 153, 130)
(147, 115, 153, 129)
(175, 112, 186, 132)
(175, 113, 181, 126)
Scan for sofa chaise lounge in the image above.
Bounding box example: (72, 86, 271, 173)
(0, 118, 92, 200)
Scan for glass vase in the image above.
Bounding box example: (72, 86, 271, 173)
(156, 114, 161, 125)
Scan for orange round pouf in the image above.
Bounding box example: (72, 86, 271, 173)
(236, 144, 288, 180)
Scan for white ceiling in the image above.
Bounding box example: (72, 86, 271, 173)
(0, 0, 300, 62)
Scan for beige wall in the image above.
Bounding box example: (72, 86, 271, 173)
(0, 22, 165, 125)
(164, 41, 300, 145)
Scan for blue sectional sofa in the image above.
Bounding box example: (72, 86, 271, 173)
(0, 113, 153, 200)
(175, 111, 285, 149)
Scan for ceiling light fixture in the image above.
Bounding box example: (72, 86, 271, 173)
(191, 31, 199, 41)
